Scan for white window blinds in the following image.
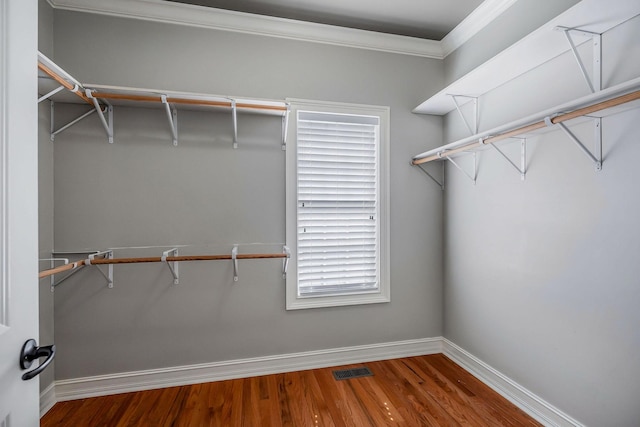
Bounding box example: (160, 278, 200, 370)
(296, 111, 380, 297)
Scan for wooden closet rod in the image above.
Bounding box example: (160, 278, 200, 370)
(38, 62, 93, 105)
(91, 92, 288, 112)
(412, 88, 640, 166)
(38, 252, 288, 279)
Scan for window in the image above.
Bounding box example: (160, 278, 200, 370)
(286, 100, 390, 310)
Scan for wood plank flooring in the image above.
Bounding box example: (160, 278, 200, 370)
(41, 354, 542, 426)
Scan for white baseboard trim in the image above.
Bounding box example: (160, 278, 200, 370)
(55, 337, 443, 401)
(442, 339, 584, 427)
(40, 383, 56, 417)
(49, 336, 583, 427)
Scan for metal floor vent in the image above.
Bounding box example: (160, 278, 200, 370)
(332, 366, 373, 381)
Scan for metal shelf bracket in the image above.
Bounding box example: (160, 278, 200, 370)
(283, 245, 291, 278)
(555, 26, 601, 93)
(231, 99, 238, 149)
(547, 116, 602, 171)
(50, 101, 103, 142)
(85, 90, 114, 143)
(415, 161, 445, 190)
(282, 105, 290, 151)
(39, 85, 65, 104)
(489, 137, 527, 180)
(86, 250, 114, 288)
(40, 258, 69, 292)
(161, 248, 180, 285)
(232, 245, 239, 282)
(48, 250, 112, 289)
(161, 95, 178, 146)
(445, 152, 477, 185)
(449, 94, 478, 135)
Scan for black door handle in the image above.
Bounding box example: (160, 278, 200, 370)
(20, 338, 56, 381)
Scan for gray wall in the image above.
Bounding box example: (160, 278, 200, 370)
(48, 11, 444, 379)
(38, 0, 55, 394)
(443, 14, 640, 427)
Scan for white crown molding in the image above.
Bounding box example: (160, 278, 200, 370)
(54, 337, 442, 401)
(441, 0, 519, 57)
(48, 0, 442, 58)
(48, 0, 517, 59)
(442, 339, 585, 427)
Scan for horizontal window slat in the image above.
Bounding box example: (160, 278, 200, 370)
(298, 202, 376, 208)
(299, 273, 377, 283)
(298, 196, 375, 203)
(299, 232, 375, 239)
(298, 258, 377, 267)
(299, 186, 376, 193)
(298, 161, 376, 170)
(299, 279, 378, 289)
(299, 265, 377, 275)
(298, 142, 375, 152)
(299, 141, 375, 149)
(299, 222, 376, 228)
(299, 176, 376, 185)
(299, 131, 376, 139)
(299, 245, 376, 252)
(299, 124, 375, 130)
(299, 230, 376, 237)
(298, 246, 376, 254)
(299, 250, 376, 259)
(298, 169, 375, 177)
(299, 191, 376, 201)
(299, 267, 377, 276)
(298, 214, 376, 220)
(299, 152, 375, 160)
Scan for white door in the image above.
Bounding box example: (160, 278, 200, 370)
(0, 0, 42, 425)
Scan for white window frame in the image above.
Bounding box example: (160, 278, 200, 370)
(285, 99, 390, 310)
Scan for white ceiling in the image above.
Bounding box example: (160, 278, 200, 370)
(167, 0, 485, 40)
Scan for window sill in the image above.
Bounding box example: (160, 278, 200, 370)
(286, 290, 390, 310)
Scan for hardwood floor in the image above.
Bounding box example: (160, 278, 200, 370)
(41, 354, 542, 426)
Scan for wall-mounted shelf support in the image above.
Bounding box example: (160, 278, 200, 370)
(50, 101, 103, 142)
(490, 138, 527, 180)
(87, 250, 114, 288)
(40, 258, 69, 292)
(161, 95, 178, 146)
(231, 245, 239, 281)
(449, 95, 478, 135)
(446, 152, 476, 185)
(162, 248, 180, 285)
(231, 99, 238, 149)
(85, 90, 114, 143)
(39, 85, 66, 104)
(281, 105, 290, 150)
(553, 117, 602, 171)
(415, 162, 444, 190)
(282, 246, 291, 278)
(555, 26, 601, 93)
(49, 250, 103, 290)
(51, 263, 87, 289)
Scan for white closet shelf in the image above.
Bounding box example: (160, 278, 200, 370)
(37, 52, 288, 114)
(82, 84, 288, 116)
(37, 51, 290, 146)
(412, 77, 640, 165)
(413, 0, 640, 116)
